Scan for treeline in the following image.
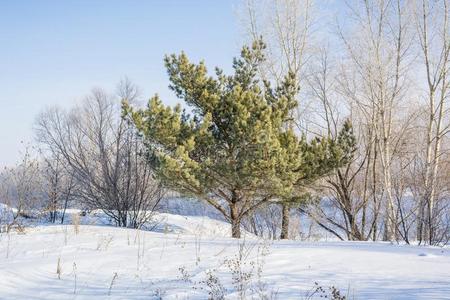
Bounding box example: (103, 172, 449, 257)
(1, 0, 449, 245)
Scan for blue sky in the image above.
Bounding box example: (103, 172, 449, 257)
(0, 1, 241, 167)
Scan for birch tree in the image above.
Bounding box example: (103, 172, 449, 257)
(337, 0, 413, 241)
(413, 0, 450, 244)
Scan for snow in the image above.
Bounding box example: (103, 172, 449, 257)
(151, 213, 252, 238)
(0, 213, 449, 299)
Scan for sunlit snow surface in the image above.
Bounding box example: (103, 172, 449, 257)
(0, 213, 449, 299)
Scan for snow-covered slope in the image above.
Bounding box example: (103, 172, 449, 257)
(49, 209, 251, 238)
(151, 213, 253, 238)
(0, 215, 449, 299)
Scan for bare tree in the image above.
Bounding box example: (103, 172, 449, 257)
(35, 80, 165, 228)
(39, 151, 76, 223)
(0, 147, 41, 231)
(413, 0, 450, 245)
(337, 0, 413, 241)
(241, 0, 313, 83)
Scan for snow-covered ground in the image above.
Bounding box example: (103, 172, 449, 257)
(1, 212, 449, 299)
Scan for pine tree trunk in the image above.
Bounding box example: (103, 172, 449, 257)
(231, 219, 241, 238)
(230, 203, 241, 238)
(280, 203, 290, 240)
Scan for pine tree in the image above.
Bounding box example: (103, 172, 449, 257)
(278, 120, 357, 239)
(124, 40, 355, 238)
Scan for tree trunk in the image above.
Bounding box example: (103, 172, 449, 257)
(230, 203, 241, 238)
(383, 200, 395, 241)
(231, 218, 241, 238)
(61, 197, 69, 224)
(122, 213, 127, 228)
(417, 199, 425, 243)
(280, 203, 290, 239)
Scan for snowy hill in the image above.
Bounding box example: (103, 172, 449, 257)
(0, 213, 449, 299)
